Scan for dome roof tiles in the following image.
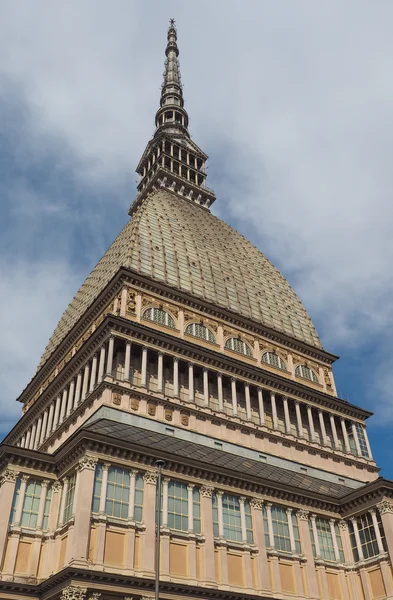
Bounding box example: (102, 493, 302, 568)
(39, 189, 321, 368)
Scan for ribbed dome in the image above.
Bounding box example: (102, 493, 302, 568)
(39, 189, 321, 367)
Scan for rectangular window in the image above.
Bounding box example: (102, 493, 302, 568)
(21, 480, 42, 528)
(63, 473, 76, 523)
(212, 493, 253, 544)
(92, 464, 103, 514)
(262, 505, 301, 554)
(349, 513, 387, 561)
(106, 467, 130, 519)
(168, 481, 188, 532)
(355, 424, 370, 458)
(309, 518, 344, 562)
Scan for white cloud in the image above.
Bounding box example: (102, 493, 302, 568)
(1, 1, 393, 424)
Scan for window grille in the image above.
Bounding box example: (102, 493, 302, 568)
(309, 517, 344, 562)
(92, 465, 144, 522)
(21, 480, 42, 528)
(212, 493, 253, 544)
(263, 504, 301, 553)
(349, 513, 387, 561)
(262, 351, 286, 371)
(225, 337, 252, 357)
(295, 364, 319, 383)
(185, 322, 215, 343)
(143, 307, 175, 329)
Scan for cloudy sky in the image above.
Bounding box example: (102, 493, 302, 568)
(1, 1, 393, 476)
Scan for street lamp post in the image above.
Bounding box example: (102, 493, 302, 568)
(155, 460, 165, 600)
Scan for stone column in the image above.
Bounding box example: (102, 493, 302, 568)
(99, 464, 109, 516)
(59, 388, 68, 424)
(200, 485, 215, 584)
(34, 416, 43, 449)
(369, 509, 385, 555)
(81, 364, 90, 401)
(318, 410, 328, 446)
(217, 491, 225, 538)
(378, 501, 393, 565)
(287, 508, 297, 553)
(46, 402, 55, 438)
(340, 418, 351, 453)
(13, 475, 29, 526)
(157, 352, 164, 393)
(265, 503, 275, 548)
(250, 499, 270, 591)
(188, 363, 194, 402)
(352, 423, 362, 456)
(141, 346, 148, 387)
(307, 406, 316, 442)
(310, 514, 321, 558)
(173, 357, 179, 397)
(106, 336, 115, 376)
(329, 519, 340, 562)
(217, 373, 223, 411)
(350, 517, 364, 561)
(270, 393, 278, 430)
(67, 379, 75, 416)
(40, 409, 49, 444)
(337, 520, 353, 563)
(141, 470, 158, 574)
(162, 478, 169, 528)
(29, 422, 37, 450)
(89, 354, 98, 392)
(231, 378, 238, 416)
(72, 455, 98, 565)
(203, 368, 209, 406)
(216, 490, 228, 584)
(188, 484, 194, 532)
(73, 372, 83, 409)
(363, 427, 373, 459)
(258, 388, 265, 425)
(239, 497, 248, 543)
(25, 429, 31, 449)
(36, 480, 50, 530)
(97, 345, 106, 383)
(245, 384, 252, 421)
(48, 481, 62, 532)
(297, 509, 319, 599)
(124, 342, 131, 383)
(283, 396, 291, 434)
(58, 477, 69, 527)
(295, 401, 303, 437)
(330, 414, 340, 449)
(0, 470, 19, 562)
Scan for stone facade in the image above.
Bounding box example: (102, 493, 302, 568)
(0, 19, 392, 600)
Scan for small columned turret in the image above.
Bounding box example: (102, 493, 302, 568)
(129, 19, 216, 215)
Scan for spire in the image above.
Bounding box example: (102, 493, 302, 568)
(130, 19, 216, 215)
(154, 19, 189, 137)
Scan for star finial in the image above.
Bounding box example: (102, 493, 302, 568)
(170, 18, 176, 27)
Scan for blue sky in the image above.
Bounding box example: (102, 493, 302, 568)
(1, 1, 393, 478)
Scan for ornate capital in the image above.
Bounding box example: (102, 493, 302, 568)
(21, 474, 30, 484)
(143, 470, 158, 484)
(338, 520, 348, 530)
(141, 596, 154, 600)
(378, 500, 393, 515)
(78, 455, 98, 471)
(0, 469, 19, 484)
(52, 480, 62, 493)
(88, 594, 101, 600)
(250, 498, 263, 510)
(60, 586, 87, 600)
(41, 479, 50, 489)
(200, 484, 214, 498)
(296, 509, 310, 521)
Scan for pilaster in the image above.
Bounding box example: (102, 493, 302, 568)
(70, 455, 98, 566)
(0, 469, 18, 569)
(200, 484, 215, 584)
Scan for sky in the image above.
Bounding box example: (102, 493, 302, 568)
(1, 1, 393, 477)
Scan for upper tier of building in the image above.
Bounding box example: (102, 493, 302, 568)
(39, 188, 322, 369)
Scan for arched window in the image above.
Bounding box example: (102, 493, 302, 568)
(262, 351, 287, 371)
(185, 322, 215, 343)
(225, 337, 252, 357)
(143, 307, 175, 329)
(295, 364, 319, 383)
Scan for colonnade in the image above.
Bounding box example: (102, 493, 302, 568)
(17, 337, 372, 461)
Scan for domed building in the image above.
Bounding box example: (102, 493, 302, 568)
(1, 19, 393, 600)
